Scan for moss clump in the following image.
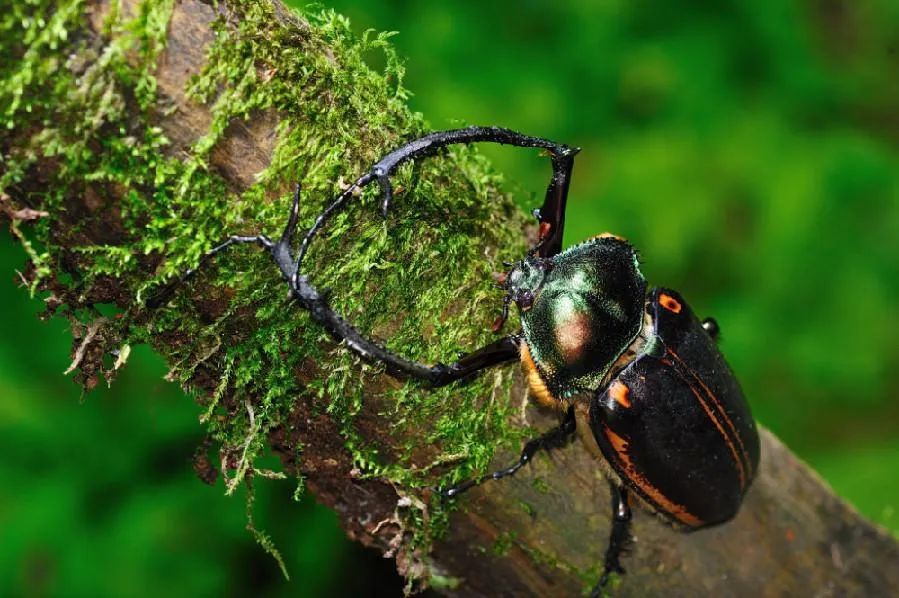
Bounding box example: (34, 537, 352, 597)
(1, 0, 531, 579)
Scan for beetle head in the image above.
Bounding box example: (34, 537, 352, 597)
(493, 256, 552, 332)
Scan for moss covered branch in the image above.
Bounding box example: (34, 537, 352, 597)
(2, 0, 897, 595)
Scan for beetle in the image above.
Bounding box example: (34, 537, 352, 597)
(149, 126, 760, 596)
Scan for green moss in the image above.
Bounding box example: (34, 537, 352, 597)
(491, 530, 517, 556)
(427, 573, 462, 591)
(518, 499, 536, 518)
(488, 530, 604, 596)
(531, 476, 552, 494)
(1, 0, 530, 579)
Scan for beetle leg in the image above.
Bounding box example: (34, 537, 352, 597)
(146, 184, 307, 308)
(428, 335, 522, 386)
(439, 406, 577, 498)
(368, 126, 577, 220)
(283, 127, 578, 382)
(592, 484, 633, 596)
(283, 281, 524, 385)
(292, 126, 578, 274)
(146, 234, 275, 308)
(531, 146, 576, 258)
(148, 183, 520, 385)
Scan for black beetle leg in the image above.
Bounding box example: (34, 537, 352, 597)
(286, 127, 578, 383)
(289, 268, 525, 384)
(440, 406, 577, 498)
(367, 126, 578, 220)
(592, 484, 633, 596)
(532, 146, 577, 259)
(146, 234, 275, 309)
(293, 126, 578, 274)
(148, 184, 521, 385)
(428, 335, 522, 386)
(146, 184, 308, 309)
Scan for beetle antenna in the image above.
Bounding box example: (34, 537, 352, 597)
(492, 296, 511, 333)
(527, 234, 549, 257)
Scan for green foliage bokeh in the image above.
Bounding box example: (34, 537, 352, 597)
(2, 0, 897, 595)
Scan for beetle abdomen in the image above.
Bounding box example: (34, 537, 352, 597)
(590, 289, 759, 528)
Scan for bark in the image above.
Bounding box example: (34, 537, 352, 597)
(2, 1, 897, 596)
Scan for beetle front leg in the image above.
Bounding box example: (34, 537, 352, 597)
(292, 126, 578, 272)
(304, 301, 524, 386)
(146, 185, 305, 309)
(592, 484, 633, 596)
(285, 280, 523, 386)
(429, 335, 523, 386)
(146, 234, 275, 309)
(285, 127, 578, 384)
(439, 406, 577, 498)
(532, 147, 576, 258)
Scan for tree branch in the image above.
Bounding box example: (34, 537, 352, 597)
(2, 0, 897, 595)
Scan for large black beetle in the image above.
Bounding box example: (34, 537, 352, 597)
(150, 127, 760, 595)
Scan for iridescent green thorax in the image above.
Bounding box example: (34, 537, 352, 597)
(518, 237, 646, 398)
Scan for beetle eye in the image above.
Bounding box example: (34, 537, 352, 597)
(518, 289, 534, 309)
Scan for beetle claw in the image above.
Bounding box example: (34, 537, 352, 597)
(372, 166, 393, 217)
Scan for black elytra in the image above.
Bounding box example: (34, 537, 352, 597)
(148, 126, 760, 595)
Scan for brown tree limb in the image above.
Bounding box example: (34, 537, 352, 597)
(3, 1, 897, 596)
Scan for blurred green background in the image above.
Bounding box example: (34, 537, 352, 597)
(2, 0, 898, 595)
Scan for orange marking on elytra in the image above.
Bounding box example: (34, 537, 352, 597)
(667, 348, 754, 483)
(659, 293, 682, 314)
(609, 380, 631, 408)
(604, 426, 703, 527)
(667, 350, 747, 489)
